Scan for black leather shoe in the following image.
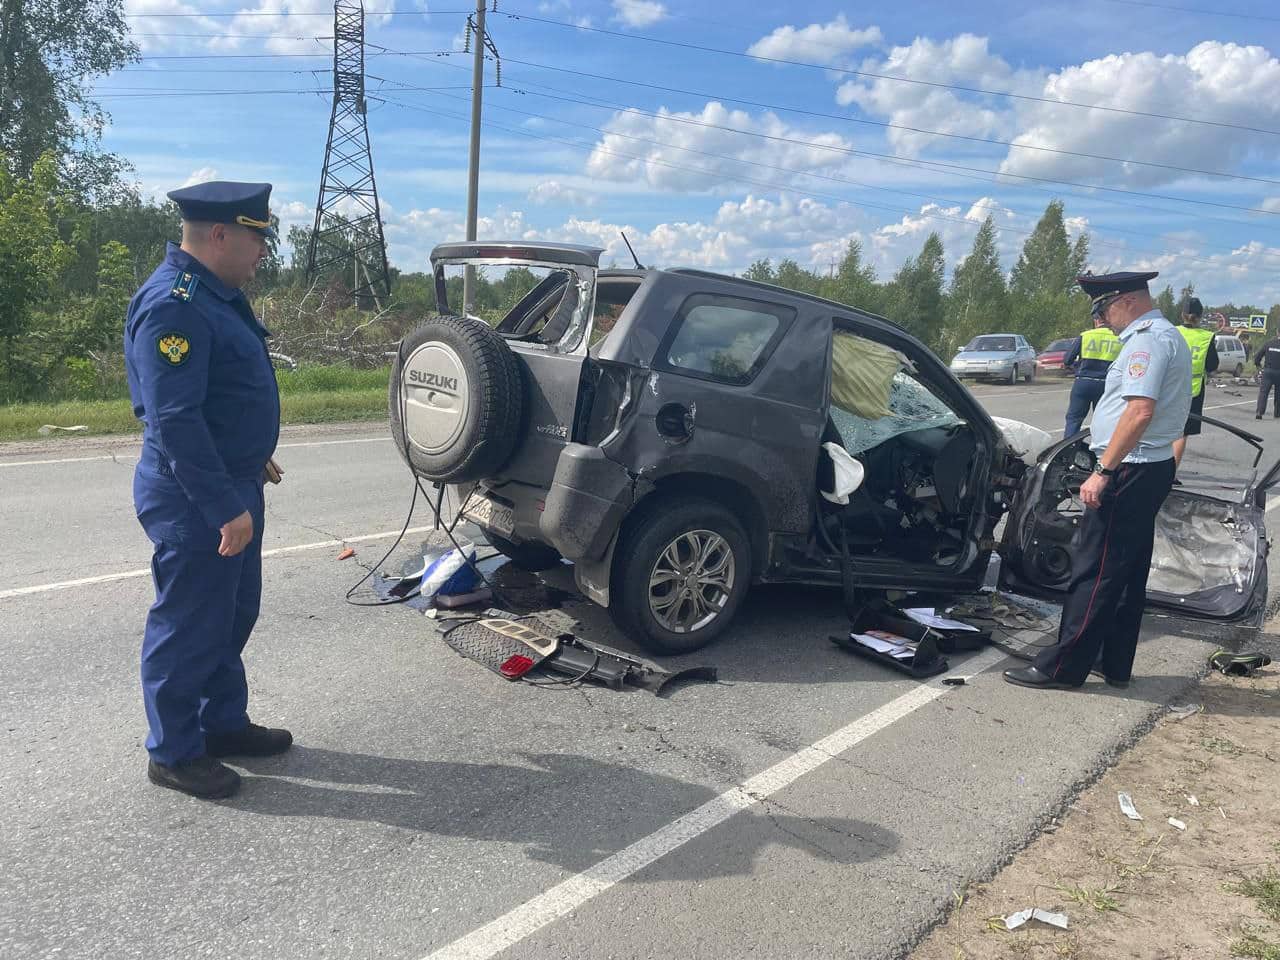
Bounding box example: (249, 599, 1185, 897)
(1257, 415, 1264, 420)
(1003, 666, 1083, 690)
(148, 755, 241, 799)
(1089, 668, 1130, 689)
(205, 722, 293, 758)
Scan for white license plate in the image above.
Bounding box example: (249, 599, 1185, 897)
(463, 495, 515, 537)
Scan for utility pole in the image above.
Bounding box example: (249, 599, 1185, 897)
(462, 0, 487, 316)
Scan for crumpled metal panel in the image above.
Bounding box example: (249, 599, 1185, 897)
(1148, 496, 1256, 596)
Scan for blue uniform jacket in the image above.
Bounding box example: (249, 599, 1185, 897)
(125, 243, 280, 531)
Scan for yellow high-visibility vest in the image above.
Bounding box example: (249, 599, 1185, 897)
(1178, 326, 1215, 395)
(1080, 327, 1121, 362)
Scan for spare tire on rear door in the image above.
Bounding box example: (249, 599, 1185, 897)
(390, 315, 524, 484)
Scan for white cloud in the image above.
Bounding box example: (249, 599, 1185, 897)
(836, 34, 1040, 156)
(999, 42, 1280, 187)
(526, 180, 598, 207)
(585, 102, 854, 192)
(123, 0, 227, 51)
(181, 166, 220, 187)
(611, 0, 667, 28)
(1264, 198, 1280, 213)
(747, 16, 882, 65)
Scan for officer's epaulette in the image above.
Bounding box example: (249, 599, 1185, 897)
(170, 271, 200, 302)
(1133, 318, 1154, 333)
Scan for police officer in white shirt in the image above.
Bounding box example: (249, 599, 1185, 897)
(1004, 271, 1191, 691)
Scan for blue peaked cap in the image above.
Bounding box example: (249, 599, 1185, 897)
(166, 180, 277, 239)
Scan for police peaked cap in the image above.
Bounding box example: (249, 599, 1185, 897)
(166, 180, 277, 239)
(1077, 270, 1158, 315)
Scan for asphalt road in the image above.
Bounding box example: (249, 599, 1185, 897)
(2, 377, 1274, 960)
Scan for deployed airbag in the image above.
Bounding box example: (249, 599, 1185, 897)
(820, 442, 866, 505)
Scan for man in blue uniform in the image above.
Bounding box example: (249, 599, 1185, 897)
(125, 181, 290, 799)
(1062, 315, 1121, 437)
(1004, 271, 1191, 691)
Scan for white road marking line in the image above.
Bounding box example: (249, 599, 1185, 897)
(0, 525, 437, 600)
(1203, 400, 1253, 411)
(0, 436, 388, 469)
(421, 646, 1008, 960)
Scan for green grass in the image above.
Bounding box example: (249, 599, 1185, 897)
(0, 365, 390, 441)
(1233, 934, 1280, 959)
(1229, 868, 1280, 922)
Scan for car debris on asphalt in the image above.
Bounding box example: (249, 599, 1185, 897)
(1118, 793, 1144, 821)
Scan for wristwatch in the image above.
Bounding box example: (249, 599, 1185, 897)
(1092, 463, 1116, 477)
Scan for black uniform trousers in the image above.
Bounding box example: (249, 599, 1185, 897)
(1032, 458, 1176, 685)
(1257, 370, 1280, 417)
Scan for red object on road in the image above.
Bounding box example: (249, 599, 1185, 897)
(337, 547, 356, 561)
(499, 654, 536, 679)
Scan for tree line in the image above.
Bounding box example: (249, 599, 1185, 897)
(2, 0, 1278, 404)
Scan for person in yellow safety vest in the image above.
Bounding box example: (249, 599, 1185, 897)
(1171, 296, 1218, 478)
(1062, 316, 1122, 437)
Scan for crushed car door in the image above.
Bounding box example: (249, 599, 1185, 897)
(431, 242, 600, 487)
(1000, 416, 1277, 625)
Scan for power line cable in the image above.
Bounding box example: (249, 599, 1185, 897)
(1097, 0, 1280, 22)
(124, 7, 472, 16)
(498, 78, 1280, 233)
(380, 48, 1280, 220)
(368, 46, 1280, 232)
(369, 92, 1277, 271)
(496, 12, 1280, 138)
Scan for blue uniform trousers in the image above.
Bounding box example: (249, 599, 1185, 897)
(1064, 378, 1105, 438)
(135, 469, 265, 765)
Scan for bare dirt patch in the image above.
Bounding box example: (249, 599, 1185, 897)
(910, 661, 1280, 960)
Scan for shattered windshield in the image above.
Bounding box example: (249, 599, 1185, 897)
(826, 331, 964, 455)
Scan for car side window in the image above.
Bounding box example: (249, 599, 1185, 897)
(659, 294, 794, 384)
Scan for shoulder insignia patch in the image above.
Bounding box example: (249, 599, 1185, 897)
(170, 271, 200, 302)
(157, 332, 191, 366)
(1127, 350, 1151, 379)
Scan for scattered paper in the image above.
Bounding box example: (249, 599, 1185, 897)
(1118, 792, 1144, 821)
(1168, 817, 1186, 831)
(1187, 795, 1200, 806)
(904, 607, 980, 632)
(336, 547, 356, 561)
(1004, 907, 1069, 931)
(851, 631, 915, 659)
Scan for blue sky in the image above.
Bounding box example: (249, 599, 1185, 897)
(104, 0, 1280, 305)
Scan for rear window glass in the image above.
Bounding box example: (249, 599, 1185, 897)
(1046, 339, 1073, 352)
(967, 336, 1015, 352)
(661, 295, 793, 383)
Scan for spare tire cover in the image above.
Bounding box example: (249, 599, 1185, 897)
(389, 315, 525, 483)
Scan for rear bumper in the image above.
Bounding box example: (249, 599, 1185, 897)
(540, 444, 636, 561)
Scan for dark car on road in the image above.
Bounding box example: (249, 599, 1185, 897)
(389, 242, 1273, 654)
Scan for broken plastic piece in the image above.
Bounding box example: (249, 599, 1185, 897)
(942, 676, 969, 686)
(1004, 908, 1069, 931)
(337, 547, 356, 561)
(1166, 703, 1200, 721)
(1187, 795, 1200, 806)
(1209, 650, 1273, 677)
(1118, 792, 1144, 821)
(1168, 817, 1186, 831)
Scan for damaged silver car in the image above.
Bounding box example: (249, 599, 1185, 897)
(389, 242, 1271, 654)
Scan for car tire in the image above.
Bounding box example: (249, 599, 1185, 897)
(486, 532, 562, 572)
(1026, 362, 1036, 383)
(389, 315, 524, 484)
(1235, 363, 1244, 377)
(610, 497, 752, 655)
(1006, 365, 1018, 385)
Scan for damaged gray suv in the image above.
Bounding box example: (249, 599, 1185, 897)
(390, 242, 1273, 655)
